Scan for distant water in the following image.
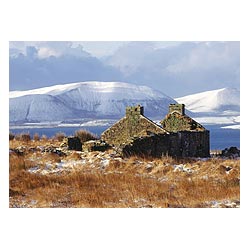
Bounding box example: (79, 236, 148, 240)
(9, 124, 240, 150)
(9, 126, 109, 138)
(206, 125, 240, 150)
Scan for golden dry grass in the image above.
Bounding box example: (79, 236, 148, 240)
(9, 137, 61, 148)
(9, 139, 240, 208)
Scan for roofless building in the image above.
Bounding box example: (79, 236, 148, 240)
(101, 104, 210, 157)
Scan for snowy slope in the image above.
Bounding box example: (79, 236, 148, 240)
(175, 88, 240, 126)
(10, 81, 176, 123)
(175, 88, 239, 115)
(9, 94, 89, 122)
(9, 81, 168, 99)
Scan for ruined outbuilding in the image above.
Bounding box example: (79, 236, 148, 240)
(161, 104, 205, 132)
(101, 105, 166, 146)
(101, 104, 210, 157)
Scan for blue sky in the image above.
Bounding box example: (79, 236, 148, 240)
(9, 41, 240, 97)
(9, 41, 180, 58)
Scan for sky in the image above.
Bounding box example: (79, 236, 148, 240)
(9, 41, 240, 97)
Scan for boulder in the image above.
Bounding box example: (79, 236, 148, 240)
(68, 137, 82, 151)
(83, 140, 110, 152)
(221, 147, 240, 158)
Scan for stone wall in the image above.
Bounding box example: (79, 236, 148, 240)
(82, 140, 110, 152)
(101, 106, 166, 146)
(177, 130, 210, 157)
(101, 115, 166, 146)
(121, 131, 210, 158)
(126, 105, 144, 116)
(101, 104, 210, 158)
(161, 112, 205, 132)
(169, 103, 185, 115)
(122, 134, 172, 157)
(68, 137, 82, 151)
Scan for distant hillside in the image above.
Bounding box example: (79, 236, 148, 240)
(175, 88, 240, 126)
(9, 81, 176, 123)
(175, 88, 239, 115)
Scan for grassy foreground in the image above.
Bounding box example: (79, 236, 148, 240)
(9, 135, 240, 208)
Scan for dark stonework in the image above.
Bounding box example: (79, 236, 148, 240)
(169, 103, 185, 115)
(176, 130, 210, 157)
(68, 137, 82, 151)
(161, 106, 205, 132)
(221, 147, 240, 158)
(101, 104, 210, 158)
(121, 131, 210, 158)
(82, 140, 111, 152)
(101, 105, 166, 146)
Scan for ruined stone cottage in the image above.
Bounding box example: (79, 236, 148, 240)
(101, 105, 166, 145)
(101, 104, 210, 157)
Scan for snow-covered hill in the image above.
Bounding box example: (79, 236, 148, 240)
(175, 88, 239, 114)
(175, 88, 240, 126)
(9, 81, 176, 123)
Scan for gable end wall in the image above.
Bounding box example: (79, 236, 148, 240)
(101, 115, 166, 146)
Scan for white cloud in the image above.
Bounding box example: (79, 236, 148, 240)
(37, 47, 61, 58)
(103, 41, 240, 96)
(165, 42, 239, 73)
(9, 41, 91, 58)
(105, 41, 156, 75)
(72, 41, 129, 57)
(9, 41, 240, 96)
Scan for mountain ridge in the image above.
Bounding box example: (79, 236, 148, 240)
(174, 87, 240, 126)
(9, 81, 176, 123)
(175, 87, 240, 115)
(9, 82, 240, 126)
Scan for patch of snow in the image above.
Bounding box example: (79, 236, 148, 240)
(209, 199, 240, 208)
(28, 166, 40, 173)
(158, 177, 168, 182)
(173, 164, 193, 173)
(145, 163, 153, 170)
(194, 116, 240, 125)
(221, 124, 240, 129)
(134, 198, 147, 203)
(100, 159, 110, 168)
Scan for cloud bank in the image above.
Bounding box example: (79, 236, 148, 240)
(9, 42, 124, 90)
(104, 41, 239, 96)
(9, 41, 240, 96)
